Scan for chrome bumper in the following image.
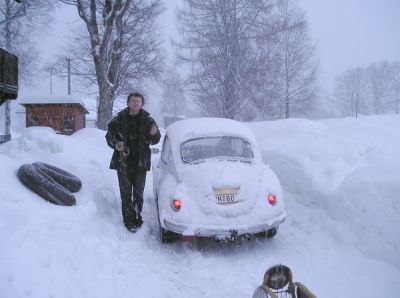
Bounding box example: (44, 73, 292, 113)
(163, 211, 287, 239)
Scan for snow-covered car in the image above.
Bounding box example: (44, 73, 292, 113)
(152, 118, 287, 243)
(150, 128, 165, 155)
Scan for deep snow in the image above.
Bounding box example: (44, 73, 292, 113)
(0, 115, 399, 297)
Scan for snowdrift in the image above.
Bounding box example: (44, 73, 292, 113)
(0, 115, 399, 298)
(248, 115, 400, 269)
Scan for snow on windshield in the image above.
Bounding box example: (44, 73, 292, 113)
(180, 136, 253, 163)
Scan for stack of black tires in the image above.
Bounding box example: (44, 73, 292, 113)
(18, 162, 82, 206)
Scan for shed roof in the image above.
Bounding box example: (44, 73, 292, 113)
(81, 97, 98, 120)
(20, 95, 89, 113)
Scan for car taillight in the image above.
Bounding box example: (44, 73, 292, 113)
(268, 194, 277, 206)
(172, 199, 181, 211)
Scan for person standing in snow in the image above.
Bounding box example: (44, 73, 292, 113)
(106, 92, 161, 232)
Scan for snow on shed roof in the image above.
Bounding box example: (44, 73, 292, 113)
(19, 95, 89, 113)
(80, 97, 98, 120)
(166, 117, 258, 146)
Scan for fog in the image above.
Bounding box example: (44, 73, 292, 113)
(17, 0, 400, 121)
(302, 0, 400, 93)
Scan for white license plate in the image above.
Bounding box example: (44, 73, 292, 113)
(215, 194, 236, 204)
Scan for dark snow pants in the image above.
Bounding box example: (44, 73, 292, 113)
(117, 169, 147, 230)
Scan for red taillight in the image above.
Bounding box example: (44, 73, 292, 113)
(172, 199, 181, 211)
(268, 194, 277, 205)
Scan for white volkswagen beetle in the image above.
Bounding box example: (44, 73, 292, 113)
(153, 118, 287, 243)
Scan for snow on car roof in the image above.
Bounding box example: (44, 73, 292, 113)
(166, 117, 258, 146)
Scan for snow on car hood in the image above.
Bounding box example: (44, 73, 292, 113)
(176, 159, 265, 218)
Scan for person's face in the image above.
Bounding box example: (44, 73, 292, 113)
(128, 95, 143, 111)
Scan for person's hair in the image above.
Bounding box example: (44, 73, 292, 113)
(126, 92, 145, 105)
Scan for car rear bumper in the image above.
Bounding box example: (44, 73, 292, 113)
(163, 211, 287, 239)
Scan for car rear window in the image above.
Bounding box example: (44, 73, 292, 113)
(180, 136, 254, 163)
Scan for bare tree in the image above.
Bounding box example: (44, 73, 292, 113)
(1, 0, 55, 83)
(334, 67, 364, 118)
(366, 61, 392, 114)
(251, 48, 281, 119)
(59, 0, 164, 129)
(334, 60, 400, 117)
(160, 64, 187, 118)
(177, 0, 275, 120)
(273, 0, 318, 118)
(177, 0, 317, 120)
(0, 0, 54, 137)
(250, 3, 290, 120)
(391, 62, 400, 114)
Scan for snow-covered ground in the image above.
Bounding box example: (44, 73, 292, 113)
(0, 115, 399, 298)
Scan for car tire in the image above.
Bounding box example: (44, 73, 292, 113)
(160, 225, 180, 243)
(266, 227, 278, 238)
(156, 193, 180, 243)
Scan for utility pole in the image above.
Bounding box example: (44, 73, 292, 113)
(50, 68, 53, 95)
(67, 58, 71, 95)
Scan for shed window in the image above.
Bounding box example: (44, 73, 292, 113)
(29, 116, 40, 126)
(63, 116, 74, 131)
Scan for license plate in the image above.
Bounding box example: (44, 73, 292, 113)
(215, 194, 236, 204)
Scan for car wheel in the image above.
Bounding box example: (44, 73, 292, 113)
(266, 227, 278, 238)
(160, 225, 180, 243)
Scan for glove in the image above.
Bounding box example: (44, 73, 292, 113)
(150, 124, 159, 136)
(115, 141, 124, 152)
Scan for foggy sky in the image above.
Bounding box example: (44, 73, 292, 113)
(301, 0, 400, 93)
(22, 0, 400, 100)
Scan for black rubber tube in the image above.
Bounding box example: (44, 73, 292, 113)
(32, 162, 82, 192)
(17, 164, 76, 206)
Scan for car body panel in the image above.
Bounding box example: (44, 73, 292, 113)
(153, 118, 287, 239)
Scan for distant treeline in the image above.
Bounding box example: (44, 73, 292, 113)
(334, 61, 400, 117)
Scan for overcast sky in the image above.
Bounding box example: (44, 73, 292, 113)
(23, 0, 400, 101)
(301, 0, 400, 93)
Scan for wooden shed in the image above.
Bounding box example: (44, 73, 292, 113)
(20, 95, 89, 135)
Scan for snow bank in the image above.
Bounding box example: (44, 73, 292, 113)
(248, 115, 400, 268)
(0, 115, 399, 298)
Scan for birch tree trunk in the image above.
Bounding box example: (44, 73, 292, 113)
(61, 0, 131, 129)
(276, 0, 318, 119)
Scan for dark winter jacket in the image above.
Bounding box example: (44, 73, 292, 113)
(105, 108, 161, 171)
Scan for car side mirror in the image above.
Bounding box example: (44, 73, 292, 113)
(151, 148, 160, 154)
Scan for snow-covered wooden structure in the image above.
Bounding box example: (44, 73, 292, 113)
(20, 95, 89, 135)
(0, 48, 18, 143)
